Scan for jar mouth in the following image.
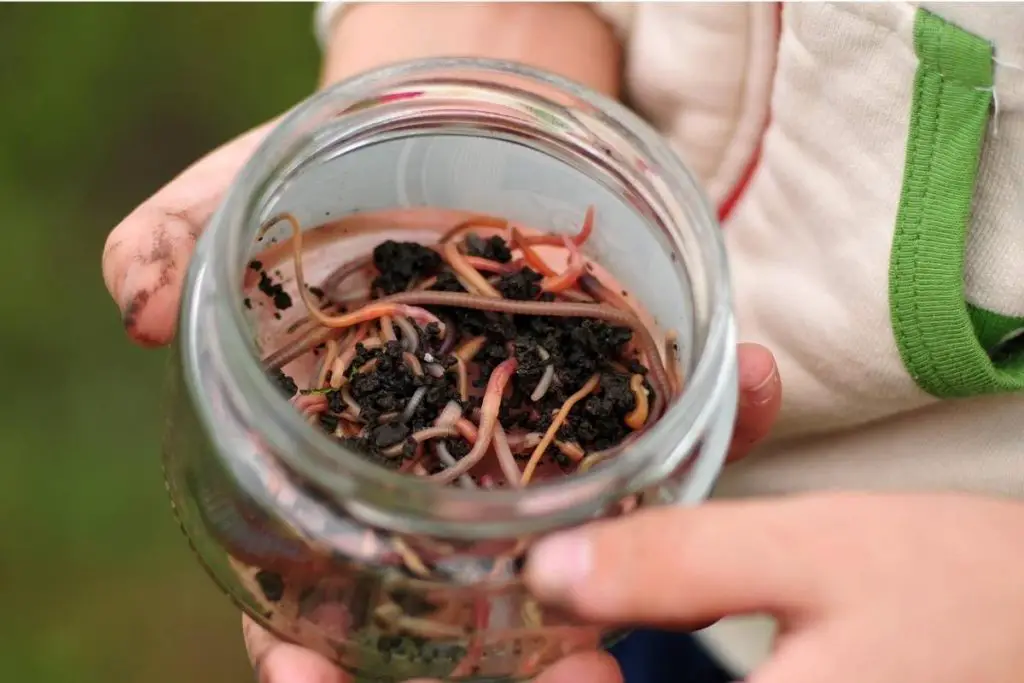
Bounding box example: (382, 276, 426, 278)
(192, 58, 734, 536)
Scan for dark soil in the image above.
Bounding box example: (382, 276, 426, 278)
(288, 234, 653, 478)
(464, 234, 512, 263)
(271, 368, 298, 398)
(255, 268, 292, 311)
(371, 241, 442, 295)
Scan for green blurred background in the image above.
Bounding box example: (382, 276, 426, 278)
(0, 4, 319, 681)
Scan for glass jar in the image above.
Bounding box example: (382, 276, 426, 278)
(163, 58, 737, 682)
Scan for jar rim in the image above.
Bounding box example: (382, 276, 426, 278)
(190, 57, 734, 535)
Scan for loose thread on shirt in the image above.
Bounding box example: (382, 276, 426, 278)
(992, 56, 1024, 72)
(979, 57, 1024, 139)
(976, 85, 1001, 137)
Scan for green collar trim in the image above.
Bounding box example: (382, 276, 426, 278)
(888, 9, 1024, 396)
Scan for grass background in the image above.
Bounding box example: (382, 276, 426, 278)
(0, 4, 320, 681)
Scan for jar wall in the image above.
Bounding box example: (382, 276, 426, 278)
(164, 59, 736, 683)
(165, 336, 613, 681)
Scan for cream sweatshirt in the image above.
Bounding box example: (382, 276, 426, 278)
(317, 1, 1024, 674)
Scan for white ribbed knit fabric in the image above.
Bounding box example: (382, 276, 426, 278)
(316, 1, 1024, 675)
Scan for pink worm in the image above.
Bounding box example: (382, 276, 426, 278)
(428, 357, 518, 484)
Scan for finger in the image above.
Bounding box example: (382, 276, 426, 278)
(409, 652, 621, 683)
(242, 615, 349, 683)
(747, 633, 838, 683)
(727, 342, 782, 463)
(532, 650, 624, 683)
(525, 498, 820, 628)
(102, 120, 275, 347)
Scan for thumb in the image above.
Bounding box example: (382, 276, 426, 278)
(102, 119, 275, 347)
(524, 497, 824, 629)
(242, 615, 349, 683)
(728, 342, 782, 463)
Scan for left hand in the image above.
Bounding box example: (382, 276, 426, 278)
(525, 492, 1024, 683)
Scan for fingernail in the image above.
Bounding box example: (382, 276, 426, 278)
(744, 367, 778, 407)
(527, 532, 592, 599)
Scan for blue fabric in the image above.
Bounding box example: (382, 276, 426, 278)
(609, 629, 735, 683)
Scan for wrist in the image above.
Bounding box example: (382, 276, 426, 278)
(317, 2, 621, 96)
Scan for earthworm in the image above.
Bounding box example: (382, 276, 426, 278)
(430, 357, 518, 484)
(624, 374, 650, 430)
(539, 236, 586, 293)
(444, 238, 502, 299)
(411, 426, 457, 442)
(463, 255, 517, 274)
(555, 441, 586, 462)
(315, 338, 341, 389)
(455, 335, 487, 363)
(510, 227, 557, 277)
(435, 442, 476, 490)
(393, 316, 420, 353)
(491, 422, 522, 487)
(402, 352, 424, 377)
(530, 346, 555, 402)
(578, 273, 634, 313)
(262, 213, 446, 334)
(437, 215, 509, 244)
(436, 315, 458, 355)
(402, 386, 428, 423)
(321, 255, 374, 299)
(380, 315, 397, 343)
(521, 374, 601, 485)
(519, 206, 594, 248)
(339, 387, 362, 417)
(455, 357, 470, 402)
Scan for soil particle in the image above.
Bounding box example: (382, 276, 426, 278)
(464, 234, 512, 263)
(257, 270, 292, 311)
(495, 268, 542, 301)
(271, 368, 298, 397)
(372, 422, 410, 449)
(371, 241, 442, 295)
(255, 570, 285, 602)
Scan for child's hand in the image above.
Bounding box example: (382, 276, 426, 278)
(101, 3, 621, 348)
(236, 344, 780, 683)
(525, 492, 1024, 683)
(243, 611, 623, 683)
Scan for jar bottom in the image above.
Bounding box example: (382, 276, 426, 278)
(231, 556, 610, 683)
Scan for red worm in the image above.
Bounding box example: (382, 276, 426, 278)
(519, 205, 594, 248)
(443, 239, 502, 298)
(266, 213, 445, 333)
(463, 255, 517, 274)
(429, 357, 518, 484)
(510, 227, 557, 277)
(540, 236, 586, 293)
